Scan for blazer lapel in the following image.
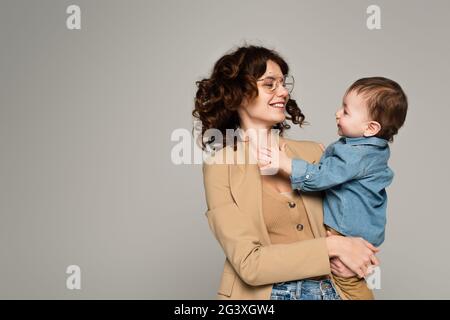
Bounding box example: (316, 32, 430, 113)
(229, 141, 272, 245)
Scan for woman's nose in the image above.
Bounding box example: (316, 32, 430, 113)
(276, 85, 289, 97)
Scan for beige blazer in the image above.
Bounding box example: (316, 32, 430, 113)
(202, 136, 346, 300)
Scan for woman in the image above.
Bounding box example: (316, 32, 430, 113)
(192, 45, 379, 300)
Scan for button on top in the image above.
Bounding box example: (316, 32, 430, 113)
(305, 174, 310, 179)
(288, 201, 296, 208)
(296, 224, 304, 231)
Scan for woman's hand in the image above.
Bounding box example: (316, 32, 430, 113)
(326, 235, 380, 278)
(330, 257, 357, 278)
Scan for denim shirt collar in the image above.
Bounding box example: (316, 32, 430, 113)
(340, 136, 388, 147)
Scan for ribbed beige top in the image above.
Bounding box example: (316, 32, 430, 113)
(261, 181, 315, 245)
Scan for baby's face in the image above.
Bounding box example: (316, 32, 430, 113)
(335, 90, 371, 138)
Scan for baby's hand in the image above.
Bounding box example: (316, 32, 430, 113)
(257, 141, 292, 176)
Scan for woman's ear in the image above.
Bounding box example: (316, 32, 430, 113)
(241, 94, 252, 108)
(363, 121, 382, 137)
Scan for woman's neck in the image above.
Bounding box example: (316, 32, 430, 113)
(238, 125, 274, 143)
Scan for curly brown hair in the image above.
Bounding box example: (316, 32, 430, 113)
(192, 45, 306, 151)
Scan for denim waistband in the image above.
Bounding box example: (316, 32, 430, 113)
(271, 278, 340, 300)
(275, 278, 332, 287)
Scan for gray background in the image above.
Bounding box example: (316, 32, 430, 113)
(1, 0, 449, 299)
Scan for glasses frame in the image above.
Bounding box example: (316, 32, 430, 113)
(256, 74, 295, 94)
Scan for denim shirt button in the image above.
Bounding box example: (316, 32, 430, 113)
(305, 174, 310, 179)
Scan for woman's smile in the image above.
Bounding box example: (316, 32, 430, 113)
(269, 101, 286, 110)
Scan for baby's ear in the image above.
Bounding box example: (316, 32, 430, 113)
(364, 121, 382, 137)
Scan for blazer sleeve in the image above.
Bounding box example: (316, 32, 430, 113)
(203, 160, 331, 286)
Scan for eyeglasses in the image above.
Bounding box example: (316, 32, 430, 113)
(256, 75, 294, 94)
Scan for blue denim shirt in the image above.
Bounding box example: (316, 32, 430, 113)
(290, 136, 393, 247)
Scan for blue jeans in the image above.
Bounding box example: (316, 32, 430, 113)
(270, 279, 341, 300)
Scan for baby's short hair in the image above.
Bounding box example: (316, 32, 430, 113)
(346, 77, 408, 142)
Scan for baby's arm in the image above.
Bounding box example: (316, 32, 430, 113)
(258, 143, 364, 192)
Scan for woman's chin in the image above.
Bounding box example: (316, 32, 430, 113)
(270, 114, 286, 125)
(252, 115, 285, 129)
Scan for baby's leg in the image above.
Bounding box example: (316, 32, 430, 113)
(326, 226, 375, 300)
